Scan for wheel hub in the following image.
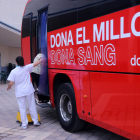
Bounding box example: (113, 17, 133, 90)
(67, 101, 72, 114)
(60, 94, 72, 122)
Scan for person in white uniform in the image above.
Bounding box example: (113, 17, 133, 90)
(7, 56, 41, 129)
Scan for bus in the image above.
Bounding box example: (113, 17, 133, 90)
(21, 0, 140, 139)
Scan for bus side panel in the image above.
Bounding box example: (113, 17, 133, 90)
(48, 69, 84, 119)
(90, 72, 140, 139)
(22, 37, 31, 65)
(80, 71, 93, 123)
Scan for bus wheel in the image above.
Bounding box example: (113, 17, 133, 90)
(56, 83, 86, 132)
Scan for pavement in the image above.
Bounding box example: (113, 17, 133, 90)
(0, 83, 129, 140)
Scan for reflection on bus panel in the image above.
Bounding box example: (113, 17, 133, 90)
(22, 0, 140, 139)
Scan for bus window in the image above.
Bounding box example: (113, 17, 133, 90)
(22, 13, 33, 64)
(77, 0, 99, 23)
(48, 0, 77, 14)
(48, 0, 77, 32)
(31, 18, 37, 62)
(23, 0, 78, 32)
(136, 0, 140, 5)
(77, 0, 135, 23)
(22, 13, 32, 38)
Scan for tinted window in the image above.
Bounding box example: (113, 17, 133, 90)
(77, 0, 136, 23)
(25, 0, 77, 17)
(23, 0, 138, 33)
(31, 18, 37, 62)
(48, 0, 77, 32)
(22, 14, 32, 38)
(136, 0, 140, 5)
(24, 0, 78, 32)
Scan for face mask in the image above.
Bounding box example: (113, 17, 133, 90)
(16, 64, 19, 67)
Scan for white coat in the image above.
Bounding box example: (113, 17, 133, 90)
(7, 64, 38, 126)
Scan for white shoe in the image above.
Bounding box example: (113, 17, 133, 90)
(34, 122, 41, 126)
(21, 125, 27, 129)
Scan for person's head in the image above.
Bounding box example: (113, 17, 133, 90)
(16, 56, 24, 67)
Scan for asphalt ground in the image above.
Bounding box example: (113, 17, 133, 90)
(0, 83, 129, 140)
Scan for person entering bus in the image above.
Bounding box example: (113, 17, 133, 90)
(7, 56, 41, 129)
(31, 51, 48, 103)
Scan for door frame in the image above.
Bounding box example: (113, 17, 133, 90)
(36, 5, 50, 96)
(36, 4, 49, 54)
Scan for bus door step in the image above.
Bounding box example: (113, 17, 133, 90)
(36, 102, 53, 108)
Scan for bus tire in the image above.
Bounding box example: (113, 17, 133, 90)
(56, 83, 86, 132)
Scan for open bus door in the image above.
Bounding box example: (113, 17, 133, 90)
(36, 5, 50, 107)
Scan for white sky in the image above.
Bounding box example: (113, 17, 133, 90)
(0, 0, 28, 30)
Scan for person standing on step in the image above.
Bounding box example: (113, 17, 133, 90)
(7, 56, 41, 129)
(31, 50, 46, 103)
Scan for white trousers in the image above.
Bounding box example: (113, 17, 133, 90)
(17, 93, 38, 127)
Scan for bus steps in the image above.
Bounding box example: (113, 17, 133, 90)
(36, 102, 53, 108)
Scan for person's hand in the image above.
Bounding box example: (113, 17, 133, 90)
(33, 59, 42, 67)
(7, 81, 14, 90)
(7, 85, 11, 90)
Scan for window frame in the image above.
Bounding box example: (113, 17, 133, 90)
(36, 4, 49, 54)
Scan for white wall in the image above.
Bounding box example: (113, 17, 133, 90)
(0, 44, 9, 67)
(0, 43, 21, 67)
(9, 47, 21, 64)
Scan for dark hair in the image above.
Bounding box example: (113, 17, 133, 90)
(16, 56, 24, 66)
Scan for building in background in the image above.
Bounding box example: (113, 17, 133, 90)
(0, 0, 28, 73)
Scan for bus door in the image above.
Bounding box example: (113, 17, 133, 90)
(77, 0, 93, 124)
(37, 6, 49, 97)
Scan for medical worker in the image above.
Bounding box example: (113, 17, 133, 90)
(7, 56, 41, 129)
